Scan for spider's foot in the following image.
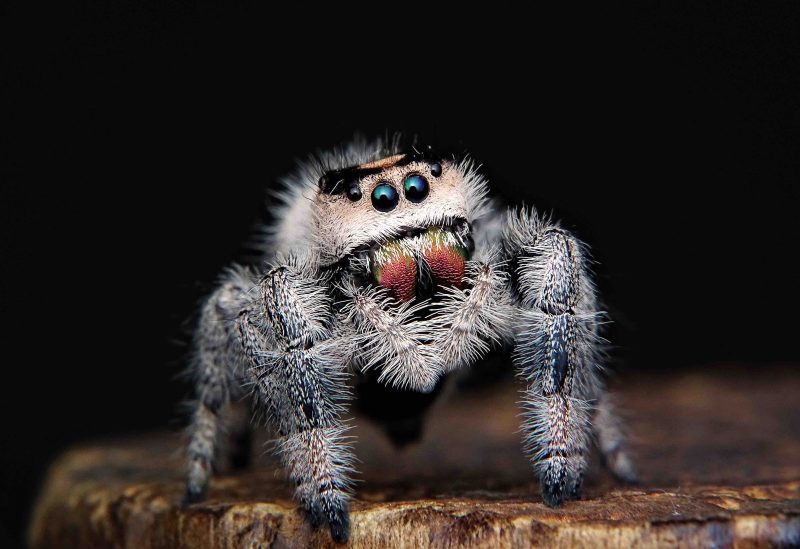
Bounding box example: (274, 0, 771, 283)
(568, 472, 584, 501)
(540, 469, 568, 507)
(608, 450, 640, 485)
(615, 467, 640, 486)
(541, 480, 566, 507)
(305, 499, 350, 543)
(328, 505, 350, 544)
(540, 467, 584, 507)
(306, 502, 325, 529)
(181, 484, 207, 507)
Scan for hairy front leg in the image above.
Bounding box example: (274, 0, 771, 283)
(239, 262, 354, 543)
(505, 209, 602, 506)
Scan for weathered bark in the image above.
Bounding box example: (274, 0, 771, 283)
(30, 366, 800, 548)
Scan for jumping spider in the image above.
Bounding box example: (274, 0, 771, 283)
(184, 137, 637, 543)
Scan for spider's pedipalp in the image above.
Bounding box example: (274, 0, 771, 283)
(339, 282, 442, 392)
(430, 258, 515, 372)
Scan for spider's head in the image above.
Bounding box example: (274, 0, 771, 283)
(313, 147, 489, 300)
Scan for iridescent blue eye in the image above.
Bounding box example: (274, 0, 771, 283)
(403, 174, 429, 203)
(371, 182, 399, 212)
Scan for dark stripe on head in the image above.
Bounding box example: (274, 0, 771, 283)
(318, 146, 444, 195)
(318, 165, 385, 195)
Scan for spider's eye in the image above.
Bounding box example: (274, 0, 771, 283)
(403, 174, 429, 203)
(371, 183, 399, 212)
(430, 162, 442, 177)
(346, 183, 362, 202)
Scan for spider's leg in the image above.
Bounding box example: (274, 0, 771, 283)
(184, 268, 254, 504)
(503, 209, 604, 507)
(239, 262, 354, 544)
(593, 393, 639, 483)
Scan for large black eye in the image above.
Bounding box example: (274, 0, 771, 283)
(371, 182, 399, 212)
(403, 174, 429, 203)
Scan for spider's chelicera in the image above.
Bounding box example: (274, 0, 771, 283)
(184, 137, 637, 543)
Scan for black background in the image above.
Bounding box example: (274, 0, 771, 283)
(2, 3, 799, 546)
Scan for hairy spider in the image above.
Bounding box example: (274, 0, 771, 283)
(183, 136, 637, 543)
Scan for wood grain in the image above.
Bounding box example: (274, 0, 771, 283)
(29, 366, 800, 548)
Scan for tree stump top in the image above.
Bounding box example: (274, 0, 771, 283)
(30, 366, 800, 548)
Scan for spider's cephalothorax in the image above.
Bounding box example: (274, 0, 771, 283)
(184, 137, 637, 543)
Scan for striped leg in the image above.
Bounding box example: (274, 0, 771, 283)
(238, 263, 354, 543)
(505, 209, 602, 506)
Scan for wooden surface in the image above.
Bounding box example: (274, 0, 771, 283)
(29, 366, 800, 548)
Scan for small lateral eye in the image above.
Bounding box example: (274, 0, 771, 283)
(403, 174, 429, 203)
(346, 183, 362, 201)
(430, 162, 442, 177)
(371, 182, 399, 212)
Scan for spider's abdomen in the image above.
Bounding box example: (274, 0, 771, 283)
(371, 228, 467, 302)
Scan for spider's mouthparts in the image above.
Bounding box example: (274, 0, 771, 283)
(369, 227, 468, 302)
(370, 241, 417, 301)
